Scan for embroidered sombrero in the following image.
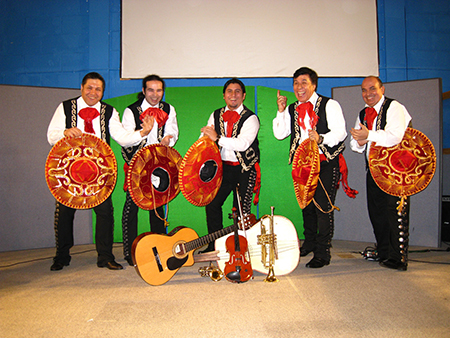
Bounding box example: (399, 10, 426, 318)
(369, 127, 436, 206)
(292, 139, 320, 209)
(45, 134, 117, 209)
(178, 136, 223, 206)
(127, 144, 181, 210)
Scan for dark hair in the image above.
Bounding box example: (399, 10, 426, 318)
(293, 67, 318, 87)
(142, 74, 166, 92)
(223, 77, 246, 94)
(82, 72, 105, 90)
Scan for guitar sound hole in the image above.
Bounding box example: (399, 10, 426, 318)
(174, 242, 186, 256)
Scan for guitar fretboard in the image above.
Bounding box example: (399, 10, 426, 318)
(185, 224, 236, 252)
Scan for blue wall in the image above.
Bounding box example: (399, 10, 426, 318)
(1, 0, 449, 143)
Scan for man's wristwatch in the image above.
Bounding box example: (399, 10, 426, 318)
(318, 135, 324, 145)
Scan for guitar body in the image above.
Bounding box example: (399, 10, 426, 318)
(215, 215, 300, 276)
(132, 226, 199, 286)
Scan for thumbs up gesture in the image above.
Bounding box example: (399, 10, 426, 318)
(277, 90, 287, 112)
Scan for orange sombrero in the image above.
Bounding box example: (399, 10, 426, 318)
(369, 127, 436, 208)
(178, 136, 223, 206)
(45, 134, 117, 209)
(127, 144, 182, 210)
(292, 139, 320, 209)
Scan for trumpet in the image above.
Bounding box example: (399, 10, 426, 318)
(258, 206, 279, 283)
(198, 262, 224, 282)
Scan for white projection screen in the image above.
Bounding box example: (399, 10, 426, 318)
(121, 0, 378, 79)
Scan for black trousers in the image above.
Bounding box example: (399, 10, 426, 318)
(53, 196, 115, 266)
(205, 164, 257, 250)
(366, 170, 410, 262)
(121, 190, 165, 259)
(301, 158, 340, 262)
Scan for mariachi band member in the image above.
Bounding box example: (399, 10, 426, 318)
(121, 74, 179, 266)
(200, 78, 260, 253)
(350, 76, 412, 271)
(47, 72, 153, 271)
(273, 67, 347, 268)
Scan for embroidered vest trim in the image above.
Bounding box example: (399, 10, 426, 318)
(358, 97, 394, 132)
(121, 99, 170, 164)
(213, 105, 260, 172)
(288, 95, 345, 164)
(62, 97, 112, 144)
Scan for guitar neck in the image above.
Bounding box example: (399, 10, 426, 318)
(185, 224, 236, 253)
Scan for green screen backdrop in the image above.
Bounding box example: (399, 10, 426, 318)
(96, 86, 303, 247)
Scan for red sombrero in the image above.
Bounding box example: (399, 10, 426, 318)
(45, 134, 117, 209)
(178, 136, 223, 206)
(369, 128, 436, 205)
(127, 144, 182, 210)
(292, 139, 320, 209)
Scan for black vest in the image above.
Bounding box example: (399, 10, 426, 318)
(288, 95, 345, 164)
(62, 97, 113, 144)
(213, 105, 260, 172)
(121, 99, 170, 164)
(358, 97, 394, 131)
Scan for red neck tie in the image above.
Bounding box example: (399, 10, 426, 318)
(295, 102, 317, 129)
(222, 110, 240, 137)
(140, 107, 168, 127)
(78, 107, 99, 134)
(364, 107, 377, 130)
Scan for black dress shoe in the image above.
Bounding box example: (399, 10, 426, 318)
(300, 247, 314, 257)
(379, 259, 407, 271)
(125, 256, 134, 266)
(97, 261, 123, 270)
(50, 261, 69, 271)
(305, 257, 330, 268)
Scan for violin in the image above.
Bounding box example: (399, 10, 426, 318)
(224, 207, 253, 283)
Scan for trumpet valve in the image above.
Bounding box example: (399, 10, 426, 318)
(257, 233, 276, 246)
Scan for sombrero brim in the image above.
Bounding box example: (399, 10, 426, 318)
(369, 127, 436, 197)
(127, 144, 181, 210)
(45, 134, 117, 209)
(178, 136, 223, 206)
(292, 139, 320, 209)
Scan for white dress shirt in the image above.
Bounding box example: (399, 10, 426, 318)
(350, 95, 412, 158)
(121, 99, 178, 147)
(273, 92, 347, 152)
(204, 104, 260, 162)
(47, 96, 146, 147)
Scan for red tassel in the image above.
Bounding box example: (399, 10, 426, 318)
(253, 162, 261, 205)
(123, 162, 129, 192)
(338, 154, 358, 199)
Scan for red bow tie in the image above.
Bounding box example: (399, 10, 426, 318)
(364, 107, 377, 130)
(78, 107, 99, 134)
(295, 102, 317, 129)
(140, 107, 168, 128)
(222, 110, 240, 137)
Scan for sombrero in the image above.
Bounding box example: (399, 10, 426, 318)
(292, 139, 320, 209)
(369, 127, 436, 207)
(178, 136, 223, 206)
(45, 134, 117, 209)
(127, 144, 182, 210)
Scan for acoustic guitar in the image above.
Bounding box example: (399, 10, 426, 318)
(132, 225, 236, 286)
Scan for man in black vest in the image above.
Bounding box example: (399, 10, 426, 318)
(350, 76, 412, 271)
(200, 78, 260, 252)
(121, 74, 179, 266)
(47, 72, 153, 271)
(273, 67, 347, 268)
